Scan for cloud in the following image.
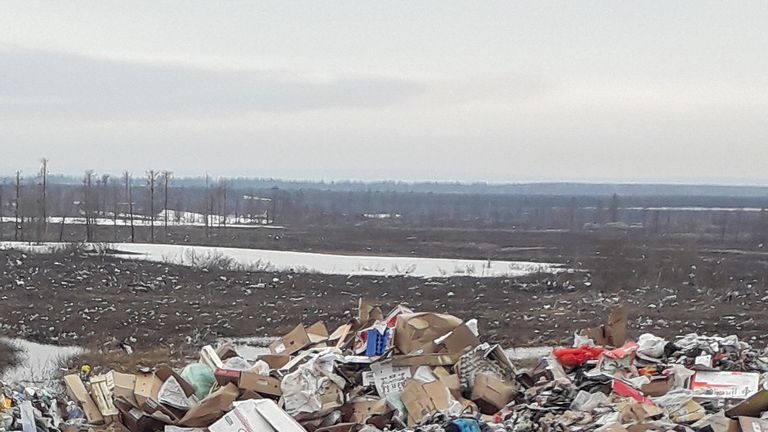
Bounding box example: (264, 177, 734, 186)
(0, 48, 425, 119)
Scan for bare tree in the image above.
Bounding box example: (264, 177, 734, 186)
(162, 170, 172, 237)
(146, 170, 158, 243)
(14, 171, 22, 241)
(39, 158, 48, 239)
(83, 170, 95, 242)
(123, 171, 135, 243)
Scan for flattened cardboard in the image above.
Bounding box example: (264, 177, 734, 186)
(63, 374, 105, 425)
(394, 313, 463, 355)
(470, 373, 516, 414)
(346, 399, 389, 424)
(239, 372, 283, 397)
(726, 390, 768, 418)
(738, 417, 768, 432)
(400, 379, 452, 426)
(178, 384, 239, 427)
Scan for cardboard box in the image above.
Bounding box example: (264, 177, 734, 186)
(345, 398, 389, 424)
(178, 384, 239, 427)
(441, 322, 480, 354)
(109, 372, 138, 408)
(400, 379, 452, 426)
(270, 322, 329, 355)
(208, 399, 304, 432)
(64, 374, 105, 425)
(470, 373, 516, 414)
(391, 353, 459, 367)
(582, 304, 628, 347)
(239, 372, 282, 397)
(692, 371, 760, 399)
(133, 372, 163, 409)
(214, 369, 241, 387)
(739, 417, 768, 432)
(640, 376, 673, 397)
(257, 355, 291, 371)
(394, 313, 463, 355)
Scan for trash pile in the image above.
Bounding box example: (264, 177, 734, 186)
(2, 302, 768, 432)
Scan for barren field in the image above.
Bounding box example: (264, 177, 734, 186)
(2, 224, 767, 367)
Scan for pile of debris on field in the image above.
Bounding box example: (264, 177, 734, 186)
(3, 302, 768, 432)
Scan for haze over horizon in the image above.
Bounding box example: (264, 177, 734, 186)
(2, 1, 767, 184)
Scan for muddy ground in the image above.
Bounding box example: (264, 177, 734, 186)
(2, 224, 767, 367)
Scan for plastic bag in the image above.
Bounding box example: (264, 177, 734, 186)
(553, 346, 605, 368)
(181, 363, 216, 400)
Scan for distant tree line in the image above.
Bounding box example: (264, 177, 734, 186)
(3, 160, 768, 244)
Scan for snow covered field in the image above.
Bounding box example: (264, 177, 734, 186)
(0, 210, 282, 229)
(0, 241, 562, 278)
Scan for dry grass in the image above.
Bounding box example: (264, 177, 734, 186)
(0, 340, 22, 374)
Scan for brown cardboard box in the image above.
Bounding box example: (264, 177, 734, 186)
(739, 417, 768, 432)
(257, 355, 291, 370)
(641, 376, 673, 397)
(441, 323, 480, 354)
(582, 304, 628, 347)
(133, 372, 163, 408)
(726, 389, 768, 418)
(178, 384, 239, 427)
(470, 373, 516, 414)
(109, 372, 138, 408)
(394, 313, 463, 355)
(346, 398, 390, 424)
(391, 353, 459, 367)
(270, 321, 329, 355)
(239, 372, 282, 397)
(63, 374, 106, 425)
(400, 379, 452, 426)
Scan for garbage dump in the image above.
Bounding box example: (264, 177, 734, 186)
(2, 301, 768, 432)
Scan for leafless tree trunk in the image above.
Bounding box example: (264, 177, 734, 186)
(124, 171, 135, 243)
(14, 171, 22, 241)
(146, 170, 158, 243)
(83, 170, 95, 242)
(204, 174, 210, 238)
(39, 158, 48, 240)
(162, 170, 172, 238)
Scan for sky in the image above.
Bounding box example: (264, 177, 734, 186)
(1, 1, 767, 184)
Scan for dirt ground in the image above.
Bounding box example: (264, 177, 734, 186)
(2, 224, 767, 369)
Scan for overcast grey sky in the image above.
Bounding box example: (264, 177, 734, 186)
(2, 1, 767, 183)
